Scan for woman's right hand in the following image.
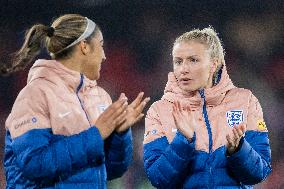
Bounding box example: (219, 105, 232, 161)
(172, 101, 196, 141)
(95, 93, 128, 139)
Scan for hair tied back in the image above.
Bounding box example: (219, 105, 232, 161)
(47, 27, 55, 37)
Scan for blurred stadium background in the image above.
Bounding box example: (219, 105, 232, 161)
(0, 0, 283, 188)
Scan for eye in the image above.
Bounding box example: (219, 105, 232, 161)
(189, 57, 198, 63)
(173, 59, 182, 65)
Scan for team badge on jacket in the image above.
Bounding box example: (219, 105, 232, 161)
(97, 104, 108, 114)
(226, 110, 243, 127)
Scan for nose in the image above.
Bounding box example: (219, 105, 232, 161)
(102, 50, 106, 62)
(180, 61, 190, 74)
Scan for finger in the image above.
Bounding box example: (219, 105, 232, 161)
(232, 127, 240, 141)
(173, 101, 178, 111)
(239, 124, 246, 134)
(235, 125, 244, 138)
(172, 110, 179, 128)
(226, 134, 234, 147)
(174, 101, 181, 115)
(110, 100, 128, 119)
(129, 92, 144, 109)
(177, 101, 182, 112)
(105, 94, 128, 115)
(172, 103, 176, 113)
(134, 97, 150, 116)
(114, 110, 127, 126)
(133, 113, 145, 124)
(119, 93, 128, 101)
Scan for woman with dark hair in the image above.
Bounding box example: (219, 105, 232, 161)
(143, 27, 271, 188)
(4, 14, 149, 188)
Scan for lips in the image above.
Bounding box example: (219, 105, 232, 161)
(180, 77, 192, 82)
(179, 77, 193, 85)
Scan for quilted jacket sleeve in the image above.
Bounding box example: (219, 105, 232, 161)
(143, 103, 196, 189)
(104, 129, 133, 180)
(4, 86, 105, 183)
(227, 94, 272, 185)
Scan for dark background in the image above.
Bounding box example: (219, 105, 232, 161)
(0, 0, 283, 188)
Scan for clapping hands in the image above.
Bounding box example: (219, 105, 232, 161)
(172, 101, 196, 141)
(226, 124, 246, 155)
(95, 92, 150, 139)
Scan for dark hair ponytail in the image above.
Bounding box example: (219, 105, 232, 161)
(1, 14, 100, 75)
(3, 24, 50, 74)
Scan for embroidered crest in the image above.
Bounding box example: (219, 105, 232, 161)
(97, 104, 108, 113)
(226, 110, 243, 127)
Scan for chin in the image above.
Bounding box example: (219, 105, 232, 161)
(93, 73, 100, 80)
(180, 85, 200, 93)
(183, 88, 196, 93)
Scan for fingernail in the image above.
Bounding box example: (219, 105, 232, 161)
(120, 93, 126, 99)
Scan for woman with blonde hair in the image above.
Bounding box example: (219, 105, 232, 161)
(4, 14, 149, 188)
(143, 27, 271, 188)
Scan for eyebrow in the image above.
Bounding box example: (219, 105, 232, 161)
(187, 55, 199, 58)
(173, 55, 199, 59)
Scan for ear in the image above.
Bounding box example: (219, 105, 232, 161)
(79, 40, 89, 55)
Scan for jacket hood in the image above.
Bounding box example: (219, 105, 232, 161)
(162, 64, 235, 108)
(27, 59, 97, 92)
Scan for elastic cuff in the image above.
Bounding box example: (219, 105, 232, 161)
(228, 138, 251, 164)
(170, 131, 196, 159)
(86, 127, 105, 164)
(114, 128, 131, 138)
(107, 128, 132, 148)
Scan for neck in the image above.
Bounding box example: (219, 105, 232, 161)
(57, 57, 82, 73)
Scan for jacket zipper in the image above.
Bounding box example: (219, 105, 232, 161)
(76, 74, 103, 189)
(199, 89, 214, 188)
(76, 74, 91, 126)
(98, 169, 102, 189)
(199, 89, 213, 153)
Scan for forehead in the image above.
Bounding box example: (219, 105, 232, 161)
(91, 30, 103, 44)
(172, 41, 208, 58)
(96, 30, 103, 41)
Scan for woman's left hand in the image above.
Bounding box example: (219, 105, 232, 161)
(226, 124, 246, 155)
(116, 92, 150, 133)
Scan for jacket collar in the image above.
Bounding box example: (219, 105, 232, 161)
(27, 59, 97, 93)
(162, 64, 235, 108)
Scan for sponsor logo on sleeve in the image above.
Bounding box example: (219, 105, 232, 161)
(31, 117, 37, 123)
(144, 129, 158, 137)
(14, 116, 37, 129)
(226, 110, 243, 127)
